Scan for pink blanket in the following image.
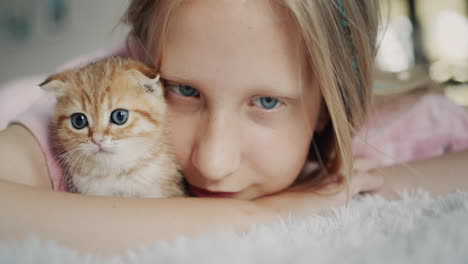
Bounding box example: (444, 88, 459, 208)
(353, 93, 468, 166)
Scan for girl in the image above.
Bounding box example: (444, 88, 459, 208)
(0, 0, 467, 255)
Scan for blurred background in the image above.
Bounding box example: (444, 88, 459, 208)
(0, 0, 467, 106)
(374, 0, 468, 107)
(0, 0, 128, 83)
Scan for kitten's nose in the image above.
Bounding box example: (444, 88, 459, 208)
(91, 135, 104, 148)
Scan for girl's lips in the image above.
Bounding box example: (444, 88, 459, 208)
(189, 184, 238, 198)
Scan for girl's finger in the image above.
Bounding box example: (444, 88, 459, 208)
(349, 170, 384, 196)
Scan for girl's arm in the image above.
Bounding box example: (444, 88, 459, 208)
(263, 151, 468, 217)
(0, 125, 51, 189)
(0, 180, 268, 256)
(375, 149, 468, 199)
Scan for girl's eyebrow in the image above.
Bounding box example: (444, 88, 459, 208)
(159, 72, 192, 84)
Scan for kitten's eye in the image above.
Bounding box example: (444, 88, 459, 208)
(251, 97, 281, 110)
(171, 85, 200, 97)
(110, 109, 129, 125)
(111, 109, 129, 125)
(70, 113, 88, 129)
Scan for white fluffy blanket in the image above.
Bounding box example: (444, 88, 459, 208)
(2, 190, 468, 264)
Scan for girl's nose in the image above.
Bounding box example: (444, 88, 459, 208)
(191, 114, 241, 183)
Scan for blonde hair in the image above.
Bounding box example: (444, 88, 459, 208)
(123, 0, 381, 189)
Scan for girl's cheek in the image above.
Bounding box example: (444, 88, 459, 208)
(246, 126, 303, 192)
(246, 106, 314, 183)
(165, 110, 198, 168)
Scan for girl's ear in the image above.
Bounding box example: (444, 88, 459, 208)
(39, 73, 69, 97)
(128, 63, 162, 95)
(315, 100, 330, 133)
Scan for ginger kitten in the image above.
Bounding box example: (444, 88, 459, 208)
(40, 57, 186, 198)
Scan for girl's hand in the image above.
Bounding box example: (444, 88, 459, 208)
(253, 158, 383, 218)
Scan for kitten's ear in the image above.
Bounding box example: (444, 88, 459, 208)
(39, 73, 69, 96)
(128, 63, 162, 94)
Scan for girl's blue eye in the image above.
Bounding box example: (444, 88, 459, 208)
(110, 109, 129, 125)
(252, 97, 280, 110)
(70, 113, 88, 129)
(172, 85, 200, 97)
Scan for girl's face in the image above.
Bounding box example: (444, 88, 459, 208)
(159, 0, 323, 200)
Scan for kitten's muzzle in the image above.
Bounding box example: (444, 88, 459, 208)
(91, 136, 111, 153)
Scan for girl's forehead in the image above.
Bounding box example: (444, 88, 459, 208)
(160, 0, 307, 91)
